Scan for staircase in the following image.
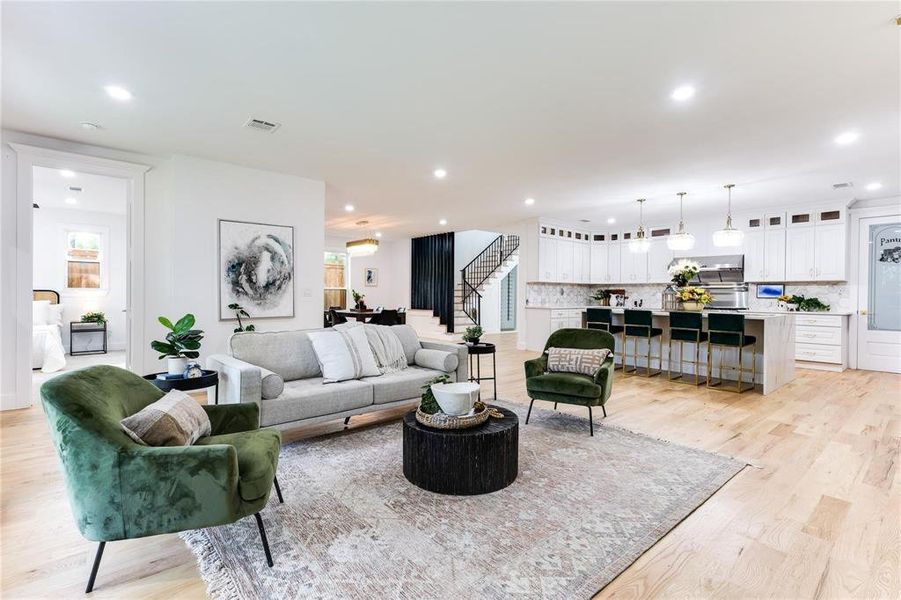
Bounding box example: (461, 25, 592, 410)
(456, 234, 520, 331)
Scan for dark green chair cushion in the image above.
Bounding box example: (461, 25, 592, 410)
(526, 372, 602, 398)
(710, 332, 756, 346)
(195, 429, 281, 502)
(625, 325, 663, 337)
(671, 329, 709, 343)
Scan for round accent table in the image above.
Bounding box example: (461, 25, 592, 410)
(402, 406, 519, 495)
(466, 342, 497, 401)
(143, 370, 219, 404)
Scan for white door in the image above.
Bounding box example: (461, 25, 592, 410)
(785, 227, 815, 280)
(590, 242, 607, 283)
(814, 223, 846, 280)
(742, 231, 766, 282)
(538, 237, 557, 282)
(763, 229, 786, 281)
(857, 216, 901, 373)
(556, 240, 574, 282)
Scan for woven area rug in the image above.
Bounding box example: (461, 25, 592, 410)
(182, 401, 745, 599)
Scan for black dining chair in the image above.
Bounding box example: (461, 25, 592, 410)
(329, 308, 347, 326)
(373, 309, 400, 326)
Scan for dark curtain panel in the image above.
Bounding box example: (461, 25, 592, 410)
(411, 232, 455, 333)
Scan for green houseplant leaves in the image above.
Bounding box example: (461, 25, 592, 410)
(150, 313, 204, 359)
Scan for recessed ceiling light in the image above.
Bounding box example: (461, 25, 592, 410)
(80, 122, 101, 130)
(865, 182, 883, 191)
(433, 168, 447, 179)
(64, 197, 77, 205)
(344, 204, 355, 212)
(524, 197, 535, 205)
(375, 232, 382, 238)
(439, 218, 448, 226)
(59, 169, 75, 178)
(834, 131, 860, 145)
(607, 217, 616, 224)
(670, 85, 696, 102)
(104, 85, 133, 101)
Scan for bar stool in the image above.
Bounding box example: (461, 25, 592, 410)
(586, 307, 625, 369)
(623, 309, 663, 377)
(667, 311, 708, 385)
(707, 313, 756, 393)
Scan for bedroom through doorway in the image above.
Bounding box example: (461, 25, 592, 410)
(31, 166, 128, 389)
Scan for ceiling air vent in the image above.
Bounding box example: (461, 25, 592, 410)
(243, 118, 281, 133)
(832, 182, 853, 190)
(68, 186, 83, 192)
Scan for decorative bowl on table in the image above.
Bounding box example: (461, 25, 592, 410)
(416, 401, 491, 430)
(430, 382, 480, 416)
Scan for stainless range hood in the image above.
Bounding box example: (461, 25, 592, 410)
(668, 255, 749, 309)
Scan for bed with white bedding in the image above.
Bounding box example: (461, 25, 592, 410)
(33, 290, 66, 373)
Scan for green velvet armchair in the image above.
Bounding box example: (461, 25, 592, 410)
(40, 365, 282, 593)
(524, 328, 615, 436)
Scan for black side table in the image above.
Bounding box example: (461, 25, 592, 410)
(143, 370, 219, 404)
(467, 342, 497, 401)
(70, 321, 107, 356)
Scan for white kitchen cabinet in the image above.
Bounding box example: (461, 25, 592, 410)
(763, 228, 786, 281)
(786, 226, 815, 280)
(538, 236, 557, 282)
(556, 239, 574, 282)
(743, 230, 766, 281)
(589, 234, 608, 283)
(607, 236, 622, 283)
(813, 222, 846, 280)
(620, 240, 647, 283)
(647, 237, 673, 283)
(573, 241, 590, 283)
(794, 313, 848, 371)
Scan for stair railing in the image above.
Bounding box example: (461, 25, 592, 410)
(460, 234, 520, 326)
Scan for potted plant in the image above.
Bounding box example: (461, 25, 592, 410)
(352, 289, 367, 311)
(150, 314, 204, 375)
(668, 260, 701, 288)
(462, 325, 483, 345)
(227, 303, 255, 333)
(778, 294, 830, 312)
(591, 289, 612, 306)
(80, 311, 106, 324)
(676, 286, 713, 311)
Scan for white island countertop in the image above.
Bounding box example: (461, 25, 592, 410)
(524, 306, 852, 317)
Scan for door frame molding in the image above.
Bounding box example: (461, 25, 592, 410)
(848, 202, 901, 370)
(8, 143, 150, 410)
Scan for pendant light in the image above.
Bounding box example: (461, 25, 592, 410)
(346, 220, 379, 256)
(712, 184, 744, 247)
(628, 198, 651, 253)
(667, 192, 695, 251)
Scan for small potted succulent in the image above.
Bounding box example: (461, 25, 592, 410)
(677, 286, 713, 311)
(591, 289, 612, 306)
(462, 325, 483, 345)
(151, 313, 204, 375)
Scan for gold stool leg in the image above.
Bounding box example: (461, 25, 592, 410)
(667, 338, 674, 380)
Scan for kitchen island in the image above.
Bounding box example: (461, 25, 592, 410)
(524, 306, 795, 395)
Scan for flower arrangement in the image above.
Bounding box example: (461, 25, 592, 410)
(668, 260, 701, 287)
(778, 294, 830, 312)
(677, 286, 713, 306)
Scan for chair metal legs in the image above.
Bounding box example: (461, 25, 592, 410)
(707, 342, 756, 393)
(273, 476, 284, 504)
(525, 397, 606, 436)
(254, 513, 274, 567)
(525, 398, 535, 424)
(85, 541, 105, 593)
(588, 405, 593, 436)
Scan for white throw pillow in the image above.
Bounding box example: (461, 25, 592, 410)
(32, 301, 50, 326)
(308, 328, 380, 383)
(46, 304, 64, 328)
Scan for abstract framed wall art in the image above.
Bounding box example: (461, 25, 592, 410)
(218, 219, 295, 319)
(756, 284, 784, 299)
(364, 267, 378, 287)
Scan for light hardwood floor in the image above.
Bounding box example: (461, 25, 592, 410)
(2, 334, 899, 598)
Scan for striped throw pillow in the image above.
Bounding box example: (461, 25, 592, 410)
(546, 347, 611, 377)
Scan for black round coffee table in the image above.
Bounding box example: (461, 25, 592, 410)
(402, 406, 518, 495)
(143, 370, 219, 404)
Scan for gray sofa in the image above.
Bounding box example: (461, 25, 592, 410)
(207, 325, 468, 431)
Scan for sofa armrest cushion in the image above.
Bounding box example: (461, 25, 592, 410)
(421, 340, 468, 381)
(414, 348, 459, 373)
(259, 367, 284, 400)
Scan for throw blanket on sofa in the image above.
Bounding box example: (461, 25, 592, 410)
(337, 322, 407, 374)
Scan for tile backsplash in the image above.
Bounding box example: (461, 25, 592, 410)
(526, 282, 852, 312)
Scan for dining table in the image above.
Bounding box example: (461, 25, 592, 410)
(336, 308, 379, 322)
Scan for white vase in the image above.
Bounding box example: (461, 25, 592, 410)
(167, 356, 188, 376)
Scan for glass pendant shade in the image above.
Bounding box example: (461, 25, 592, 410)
(667, 192, 695, 250)
(346, 237, 379, 256)
(713, 184, 743, 247)
(629, 198, 650, 253)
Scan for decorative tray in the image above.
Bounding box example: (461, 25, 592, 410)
(416, 402, 493, 430)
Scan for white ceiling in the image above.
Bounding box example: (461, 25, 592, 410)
(32, 166, 127, 214)
(3, 2, 899, 238)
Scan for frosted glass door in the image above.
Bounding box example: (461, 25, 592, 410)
(857, 218, 901, 373)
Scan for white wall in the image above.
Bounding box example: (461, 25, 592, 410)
(454, 229, 500, 284)
(1, 131, 326, 409)
(347, 238, 411, 309)
(33, 207, 127, 351)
